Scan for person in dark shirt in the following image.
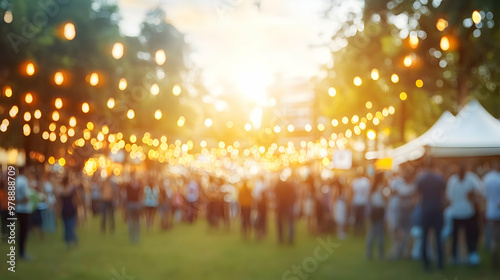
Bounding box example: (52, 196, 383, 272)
(60, 176, 78, 249)
(275, 169, 296, 245)
(415, 159, 446, 271)
(125, 174, 143, 243)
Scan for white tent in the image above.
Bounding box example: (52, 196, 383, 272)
(390, 110, 456, 165)
(366, 111, 455, 167)
(428, 99, 500, 157)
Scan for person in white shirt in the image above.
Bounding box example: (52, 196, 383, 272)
(351, 167, 371, 236)
(446, 165, 482, 265)
(483, 161, 500, 269)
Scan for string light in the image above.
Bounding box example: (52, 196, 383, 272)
(63, 22, 76, 40)
(55, 98, 63, 109)
(25, 93, 33, 104)
(155, 50, 167, 65)
(112, 42, 124, 59)
(82, 102, 90, 113)
(4, 86, 12, 97)
(54, 72, 64, 85)
(440, 36, 450, 51)
(107, 98, 115, 109)
(26, 63, 35, 76)
(155, 110, 163, 120)
(119, 78, 127, 90)
(172, 84, 181, 96)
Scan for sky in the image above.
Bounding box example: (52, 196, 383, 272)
(117, 0, 362, 103)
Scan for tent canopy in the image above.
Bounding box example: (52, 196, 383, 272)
(429, 99, 500, 157)
(367, 99, 500, 167)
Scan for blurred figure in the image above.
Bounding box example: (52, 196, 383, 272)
(366, 172, 387, 260)
(125, 174, 143, 243)
(254, 176, 268, 240)
(101, 176, 116, 234)
(447, 165, 482, 265)
(302, 177, 316, 234)
(159, 177, 173, 230)
(390, 172, 416, 259)
(275, 169, 296, 245)
(40, 172, 56, 233)
(333, 177, 348, 240)
(59, 176, 78, 249)
(15, 167, 33, 260)
(90, 175, 102, 216)
(239, 180, 253, 240)
(30, 173, 47, 241)
(186, 176, 200, 224)
(143, 178, 160, 231)
(351, 167, 371, 236)
(416, 160, 445, 271)
(0, 170, 8, 239)
(483, 161, 500, 269)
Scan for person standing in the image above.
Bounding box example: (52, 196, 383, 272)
(366, 173, 387, 260)
(185, 176, 200, 224)
(391, 172, 416, 259)
(239, 180, 253, 240)
(90, 175, 102, 217)
(101, 176, 116, 234)
(125, 174, 143, 243)
(15, 167, 33, 260)
(59, 176, 78, 248)
(351, 168, 371, 236)
(40, 172, 56, 233)
(0, 170, 9, 239)
(143, 177, 159, 231)
(483, 161, 500, 269)
(275, 169, 296, 245)
(447, 165, 482, 265)
(416, 161, 446, 271)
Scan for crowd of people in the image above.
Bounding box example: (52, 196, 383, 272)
(0, 159, 499, 272)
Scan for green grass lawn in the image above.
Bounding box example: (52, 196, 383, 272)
(0, 213, 499, 280)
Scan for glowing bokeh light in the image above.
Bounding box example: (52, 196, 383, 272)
(63, 23, 76, 40)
